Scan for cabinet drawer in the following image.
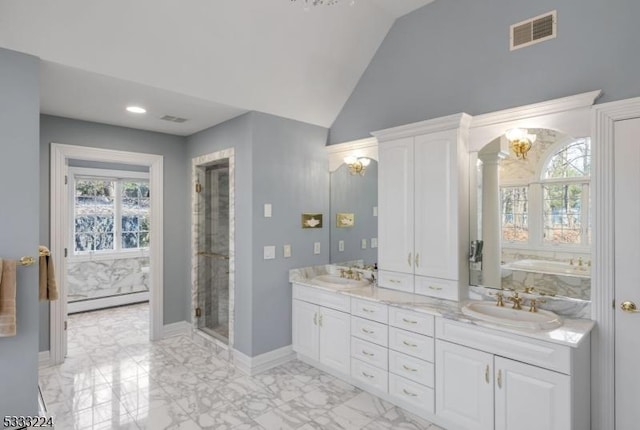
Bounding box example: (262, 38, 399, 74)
(389, 350, 434, 388)
(414, 276, 459, 301)
(389, 374, 434, 414)
(351, 298, 388, 324)
(292, 283, 350, 313)
(351, 337, 388, 370)
(388, 307, 434, 336)
(377, 270, 414, 293)
(389, 327, 434, 361)
(436, 318, 572, 374)
(351, 316, 389, 347)
(351, 358, 388, 393)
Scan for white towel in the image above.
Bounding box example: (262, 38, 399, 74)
(0, 258, 17, 337)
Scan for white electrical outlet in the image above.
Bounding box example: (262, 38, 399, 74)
(371, 238, 378, 248)
(373, 206, 378, 217)
(361, 239, 367, 249)
(264, 203, 272, 218)
(314, 242, 321, 255)
(283, 244, 292, 258)
(338, 240, 344, 252)
(263, 245, 276, 260)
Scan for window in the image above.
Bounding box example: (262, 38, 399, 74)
(500, 186, 529, 242)
(72, 169, 149, 254)
(541, 138, 590, 246)
(499, 137, 591, 249)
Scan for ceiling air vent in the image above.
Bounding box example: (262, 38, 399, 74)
(510, 10, 557, 51)
(160, 115, 188, 123)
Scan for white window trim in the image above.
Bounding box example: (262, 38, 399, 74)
(69, 167, 150, 260)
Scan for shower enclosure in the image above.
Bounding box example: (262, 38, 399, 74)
(192, 149, 234, 347)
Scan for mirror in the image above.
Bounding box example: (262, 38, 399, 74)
(329, 160, 378, 265)
(326, 138, 378, 266)
(470, 128, 592, 301)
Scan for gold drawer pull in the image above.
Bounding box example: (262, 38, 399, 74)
(402, 318, 418, 324)
(362, 371, 375, 379)
(428, 285, 443, 291)
(362, 307, 375, 313)
(485, 365, 490, 384)
(361, 328, 375, 334)
(403, 364, 418, 372)
(403, 340, 418, 348)
(362, 350, 374, 357)
(403, 388, 418, 397)
(389, 279, 400, 284)
(497, 369, 503, 388)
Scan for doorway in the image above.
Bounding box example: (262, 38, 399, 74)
(191, 148, 235, 352)
(49, 144, 164, 364)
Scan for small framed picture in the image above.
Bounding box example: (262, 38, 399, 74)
(302, 213, 323, 229)
(336, 213, 355, 228)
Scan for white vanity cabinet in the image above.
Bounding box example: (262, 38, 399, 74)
(374, 114, 470, 300)
(292, 284, 351, 375)
(435, 318, 588, 430)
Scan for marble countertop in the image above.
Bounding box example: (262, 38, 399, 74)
(289, 266, 594, 348)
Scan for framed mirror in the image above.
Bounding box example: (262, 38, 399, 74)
(326, 138, 378, 266)
(467, 91, 600, 303)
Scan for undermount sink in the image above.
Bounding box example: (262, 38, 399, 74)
(462, 301, 562, 331)
(311, 274, 370, 289)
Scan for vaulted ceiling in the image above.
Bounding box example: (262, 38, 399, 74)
(0, 0, 433, 136)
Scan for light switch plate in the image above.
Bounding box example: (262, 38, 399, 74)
(264, 203, 272, 218)
(361, 239, 367, 249)
(283, 244, 292, 258)
(263, 245, 276, 260)
(314, 242, 321, 255)
(338, 240, 344, 252)
(373, 206, 378, 217)
(371, 238, 378, 248)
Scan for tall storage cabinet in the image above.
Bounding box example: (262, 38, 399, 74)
(373, 114, 471, 300)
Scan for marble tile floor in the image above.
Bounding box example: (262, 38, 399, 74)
(39, 303, 443, 430)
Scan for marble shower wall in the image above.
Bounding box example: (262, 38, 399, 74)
(67, 256, 149, 302)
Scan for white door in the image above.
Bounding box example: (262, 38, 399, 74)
(494, 357, 570, 430)
(614, 117, 640, 430)
(292, 300, 319, 360)
(435, 340, 494, 430)
(378, 137, 415, 274)
(414, 131, 457, 279)
(318, 307, 351, 374)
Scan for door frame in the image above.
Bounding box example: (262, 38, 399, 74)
(49, 143, 164, 364)
(592, 95, 640, 430)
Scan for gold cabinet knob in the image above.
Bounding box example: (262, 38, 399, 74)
(621, 301, 640, 313)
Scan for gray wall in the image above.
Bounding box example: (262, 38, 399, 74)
(187, 112, 330, 356)
(39, 115, 189, 351)
(0, 48, 40, 420)
(330, 0, 640, 143)
(251, 112, 330, 356)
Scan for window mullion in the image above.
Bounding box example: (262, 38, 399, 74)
(115, 180, 122, 252)
(529, 183, 543, 247)
(582, 183, 590, 245)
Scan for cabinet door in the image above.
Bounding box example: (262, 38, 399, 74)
(414, 131, 459, 280)
(378, 137, 415, 274)
(436, 340, 494, 430)
(292, 300, 319, 360)
(494, 357, 570, 430)
(319, 307, 351, 375)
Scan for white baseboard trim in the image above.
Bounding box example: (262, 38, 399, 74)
(68, 291, 149, 314)
(163, 321, 191, 338)
(38, 350, 51, 367)
(234, 345, 296, 376)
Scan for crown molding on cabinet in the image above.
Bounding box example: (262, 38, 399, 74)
(371, 113, 473, 142)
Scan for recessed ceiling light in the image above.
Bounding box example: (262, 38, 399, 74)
(126, 106, 147, 114)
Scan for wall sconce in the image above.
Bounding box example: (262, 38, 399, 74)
(505, 128, 537, 159)
(344, 155, 371, 176)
